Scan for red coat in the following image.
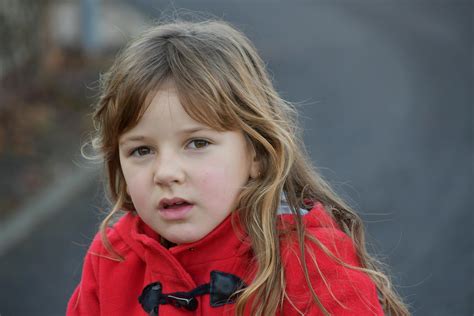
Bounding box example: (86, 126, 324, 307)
(67, 202, 383, 315)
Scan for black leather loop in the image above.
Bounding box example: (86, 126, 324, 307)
(210, 270, 247, 307)
(138, 271, 247, 315)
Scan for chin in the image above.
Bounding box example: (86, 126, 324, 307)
(164, 231, 204, 245)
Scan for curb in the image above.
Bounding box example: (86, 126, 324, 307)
(0, 164, 99, 256)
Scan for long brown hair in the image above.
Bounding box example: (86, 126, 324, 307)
(88, 19, 409, 315)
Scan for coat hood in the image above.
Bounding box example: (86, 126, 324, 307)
(113, 197, 338, 270)
(68, 197, 384, 316)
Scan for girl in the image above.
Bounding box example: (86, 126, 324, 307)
(68, 19, 409, 315)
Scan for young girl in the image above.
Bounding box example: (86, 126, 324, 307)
(68, 19, 409, 316)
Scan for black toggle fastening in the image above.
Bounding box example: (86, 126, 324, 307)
(138, 282, 207, 315)
(138, 271, 247, 315)
(166, 294, 198, 310)
(138, 282, 165, 316)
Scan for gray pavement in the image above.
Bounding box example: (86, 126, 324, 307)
(0, 177, 103, 316)
(0, 1, 472, 315)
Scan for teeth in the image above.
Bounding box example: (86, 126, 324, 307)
(163, 201, 185, 208)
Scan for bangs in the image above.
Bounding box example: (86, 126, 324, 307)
(172, 75, 240, 133)
(102, 21, 262, 143)
(165, 36, 242, 132)
(109, 58, 170, 136)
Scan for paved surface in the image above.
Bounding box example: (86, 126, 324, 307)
(0, 181, 102, 316)
(0, 1, 471, 315)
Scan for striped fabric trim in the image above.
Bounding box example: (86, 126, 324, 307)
(276, 193, 309, 215)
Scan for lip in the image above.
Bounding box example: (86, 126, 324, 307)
(158, 197, 193, 220)
(158, 197, 190, 209)
(159, 204, 193, 220)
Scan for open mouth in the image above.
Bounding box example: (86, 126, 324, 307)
(163, 201, 192, 209)
(158, 198, 194, 220)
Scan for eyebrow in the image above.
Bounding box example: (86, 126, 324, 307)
(178, 126, 214, 135)
(119, 126, 215, 145)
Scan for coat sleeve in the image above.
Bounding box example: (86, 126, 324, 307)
(66, 235, 102, 315)
(281, 227, 384, 316)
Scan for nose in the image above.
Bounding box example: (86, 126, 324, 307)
(152, 150, 185, 186)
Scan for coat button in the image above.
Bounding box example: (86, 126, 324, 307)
(189, 247, 195, 251)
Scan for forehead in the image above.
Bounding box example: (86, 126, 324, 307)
(142, 79, 233, 131)
(140, 84, 198, 126)
(120, 80, 225, 142)
(147, 81, 181, 116)
(117, 76, 242, 142)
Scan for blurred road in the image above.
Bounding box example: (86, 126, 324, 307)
(0, 1, 471, 315)
(0, 182, 101, 315)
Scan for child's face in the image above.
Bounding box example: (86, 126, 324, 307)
(118, 81, 257, 244)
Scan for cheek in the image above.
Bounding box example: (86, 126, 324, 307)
(195, 162, 247, 210)
(196, 167, 228, 195)
(123, 168, 151, 206)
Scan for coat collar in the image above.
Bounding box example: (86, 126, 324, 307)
(114, 199, 336, 270)
(115, 211, 250, 269)
(168, 212, 250, 267)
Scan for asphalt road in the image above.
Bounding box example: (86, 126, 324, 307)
(0, 182, 101, 315)
(0, 1, 471, 315)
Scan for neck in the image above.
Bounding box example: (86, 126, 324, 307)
(160, 236, 177, 249)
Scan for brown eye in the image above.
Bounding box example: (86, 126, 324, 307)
(188, 139, 210, 149)
(131, 146, 151, 156)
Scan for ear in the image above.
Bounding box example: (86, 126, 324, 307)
(244, 133, 262, 179)
(250, 161, 260, 179)
(248, 145, 261, 179)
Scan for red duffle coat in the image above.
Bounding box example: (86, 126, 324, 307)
(67, 202, 384, 315)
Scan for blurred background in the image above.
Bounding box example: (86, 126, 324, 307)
(0, 0, 471, 315)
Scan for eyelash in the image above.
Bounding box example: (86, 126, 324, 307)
(129, 146, 152, 157)
(186, 138, 211, 149)
(128, 139, 211, 157)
